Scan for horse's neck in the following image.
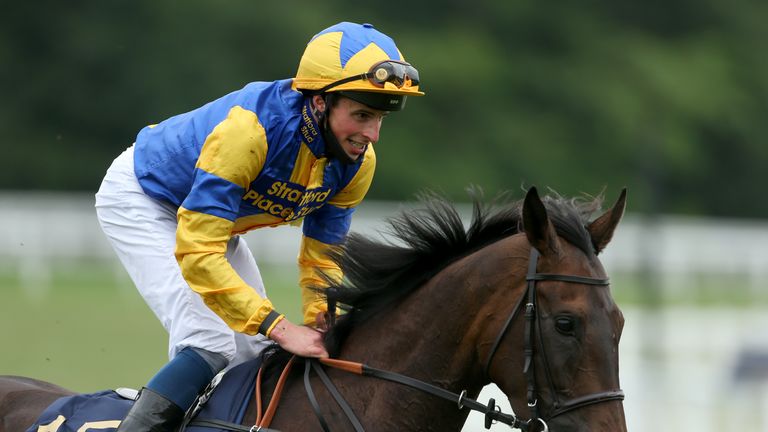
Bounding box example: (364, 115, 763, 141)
(341, 259, 490, 394)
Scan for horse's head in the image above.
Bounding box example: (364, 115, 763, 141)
(483, 187, 627, 432)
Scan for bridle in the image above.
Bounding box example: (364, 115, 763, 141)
(483, 247, 625, 430)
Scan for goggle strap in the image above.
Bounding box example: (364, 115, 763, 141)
(317, 74, 369, 94)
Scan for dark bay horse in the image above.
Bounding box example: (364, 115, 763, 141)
(1, 187, 627, 431)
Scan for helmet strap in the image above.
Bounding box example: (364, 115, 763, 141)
(314, 94, 357, 165)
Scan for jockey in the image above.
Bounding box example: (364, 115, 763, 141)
(94, 21, 423, 431)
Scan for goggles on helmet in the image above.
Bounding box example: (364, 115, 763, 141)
(318, 60, 420, 94)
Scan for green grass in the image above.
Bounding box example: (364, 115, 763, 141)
(0, 261, 302, 393)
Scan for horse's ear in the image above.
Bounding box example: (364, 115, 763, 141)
(523, 186, 562, 256)
(588, 188, 627, 254)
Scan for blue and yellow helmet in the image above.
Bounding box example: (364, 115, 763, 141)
(294, 22, 424, 111)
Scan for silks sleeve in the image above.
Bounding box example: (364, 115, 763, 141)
(298, 147, 376, 324)
(175, 106, 283, 336)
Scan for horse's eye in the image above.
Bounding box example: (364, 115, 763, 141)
(555, 316, 577, 335)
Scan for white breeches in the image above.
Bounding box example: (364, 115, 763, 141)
(94, 145, 272, 367)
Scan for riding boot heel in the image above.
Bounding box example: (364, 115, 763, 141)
(116, 387, 185, 432)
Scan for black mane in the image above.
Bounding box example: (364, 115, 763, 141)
(321, 190, 603, 354)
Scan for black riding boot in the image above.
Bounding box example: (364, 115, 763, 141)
(117, 387, 186, 432)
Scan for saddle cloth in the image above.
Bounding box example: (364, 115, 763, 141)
(26, 357, 261, 432)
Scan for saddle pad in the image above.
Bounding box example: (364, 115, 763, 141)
(25, 390, 130, 432)
(26, 357, 261, 432)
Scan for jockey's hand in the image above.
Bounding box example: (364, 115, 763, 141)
(269, 317, 329, 358)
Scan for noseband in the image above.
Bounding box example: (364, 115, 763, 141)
(484, 248, 625, 430)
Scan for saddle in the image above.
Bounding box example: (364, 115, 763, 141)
(26, 357, 264, 432)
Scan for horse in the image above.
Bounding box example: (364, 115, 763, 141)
(0, 186, 627, 432)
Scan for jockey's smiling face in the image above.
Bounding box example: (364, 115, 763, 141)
(313, 95, 387, 161)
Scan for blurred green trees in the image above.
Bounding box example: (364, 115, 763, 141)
(2, 0, 766, 217)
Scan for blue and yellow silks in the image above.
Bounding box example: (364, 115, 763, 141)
(134, 79, 375, 334)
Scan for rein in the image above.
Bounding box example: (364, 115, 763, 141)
(310, 358, 526, 430)
(484, 248, 625, 430)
